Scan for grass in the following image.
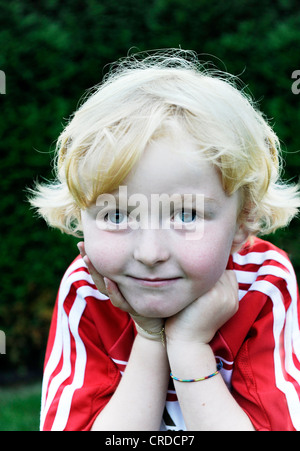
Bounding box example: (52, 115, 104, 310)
(0, 383, 41, 431)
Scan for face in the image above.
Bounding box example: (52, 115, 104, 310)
(81, 135, 246, 318)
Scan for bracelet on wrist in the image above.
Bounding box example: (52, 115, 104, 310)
(136, 324, 165, 347)
(170, 360, 223, 382)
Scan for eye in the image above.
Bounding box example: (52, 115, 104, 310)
(173, 209, 197, 224)
(104, 209, 127, 224)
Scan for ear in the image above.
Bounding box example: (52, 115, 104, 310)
(230, 222, 249, 254)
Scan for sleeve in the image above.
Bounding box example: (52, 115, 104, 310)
(40, 259, 126, 431)
(231, 258, 300, 431)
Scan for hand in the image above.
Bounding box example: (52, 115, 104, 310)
(165, 270, 239, 345)
(77, 242, 164, 341)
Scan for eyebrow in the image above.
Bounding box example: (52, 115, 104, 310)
(111, 190, 217, 201)
(109, 191, 219, 209)
(203, 197, 219, 206)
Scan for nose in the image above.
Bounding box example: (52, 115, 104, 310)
(133, 229, 170, 267)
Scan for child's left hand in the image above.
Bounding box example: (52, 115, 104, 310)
(165, 270, 239, 345)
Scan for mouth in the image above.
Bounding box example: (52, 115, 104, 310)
(127, 276, 182, 288)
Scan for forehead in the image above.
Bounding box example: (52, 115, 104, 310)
(121, 136, 225, 201)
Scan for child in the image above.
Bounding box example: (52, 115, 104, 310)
(30, 50, 300, 431)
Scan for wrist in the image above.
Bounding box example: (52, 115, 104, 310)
(164, 321, 215, 346)
(167, 339, 213, 359)
(167, 340, 216, 376)
(165, 331, 212, 349)
(135, 324, 165, 346)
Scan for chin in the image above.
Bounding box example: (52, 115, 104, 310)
(129, 297, 186, 319)
(118, 284, 195, 319)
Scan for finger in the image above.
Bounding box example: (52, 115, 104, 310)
(77, 242, 135, 314)
(227, 270, 239, 292)
(85, 256, 108, 295)
(104, 278, 135, 314)
(77, 241, 86, 258)
(223, 270, 239, 312)
(222, 270, 238, 289)
(77, 243, 108, 295)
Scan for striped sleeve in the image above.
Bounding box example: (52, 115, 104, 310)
(40, 257, 122, 431)
(231, 242, 300, 431)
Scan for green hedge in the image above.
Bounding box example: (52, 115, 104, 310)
(0, 0, 299, 375)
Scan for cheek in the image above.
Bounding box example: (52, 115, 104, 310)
(84, 232, 129, 277)
(181, 248, 224, 284)
(178, 233, 233, 288)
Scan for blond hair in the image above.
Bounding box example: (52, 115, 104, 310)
(29, 49, 300, 237)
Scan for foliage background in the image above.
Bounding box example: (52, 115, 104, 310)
(0, 0, 299, 379)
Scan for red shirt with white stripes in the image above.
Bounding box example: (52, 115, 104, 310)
(40, 237, 300, 431)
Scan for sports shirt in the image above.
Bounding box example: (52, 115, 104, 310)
(40, 237, 300, 431)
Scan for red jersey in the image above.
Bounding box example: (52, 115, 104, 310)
(40, 237, 300, 431)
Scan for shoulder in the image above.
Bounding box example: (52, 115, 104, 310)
(233, 237, 296, 281)
(232, 237, 298, 306)
(41, 256, 127, 431)
(234, 237, 291, 267)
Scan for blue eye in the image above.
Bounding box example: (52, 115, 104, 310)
(105, 210, 127, 224)
(173, 209, 197, 223)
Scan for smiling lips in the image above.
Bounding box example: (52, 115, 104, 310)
(128, 276, 181, 287)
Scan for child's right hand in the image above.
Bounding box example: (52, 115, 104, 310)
(77, 242, 164, 342)
(77, 241, 109, 296)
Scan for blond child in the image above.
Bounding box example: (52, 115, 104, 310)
(30, 50, 300, 431)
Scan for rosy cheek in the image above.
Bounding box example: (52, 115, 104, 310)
(85, 232, 129, 276)
(179, 242, 228, 284)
